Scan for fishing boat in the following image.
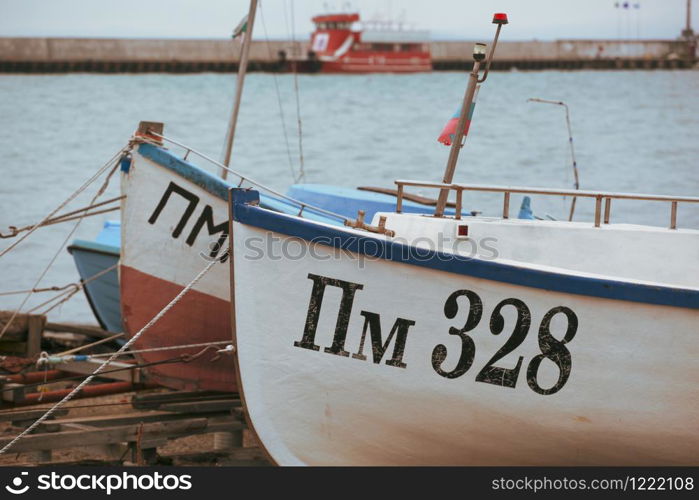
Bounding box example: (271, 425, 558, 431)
(68, 183, 456, 343)
(119, 123, 351, 391)
(115, 2, 479, 392)
(67, 221, 122, 333)
(283, 12, 431, 73)
(227, 14, 699, 465)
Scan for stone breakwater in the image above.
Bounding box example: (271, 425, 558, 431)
(0, 37, 696, 72)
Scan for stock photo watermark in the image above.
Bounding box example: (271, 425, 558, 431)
(200, 232, 499, 268)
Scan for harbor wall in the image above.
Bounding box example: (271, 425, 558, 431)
(0, 37, 695, 72)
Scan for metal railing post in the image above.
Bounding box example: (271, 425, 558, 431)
(671, 201, 678, 229)
(455, 189, 463, 220)
(594, 196, 602, 227)
(604, 197, 612, 224)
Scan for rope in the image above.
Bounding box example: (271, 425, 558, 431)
(0, 284, 79, 297)
(289, 0, 306, 183)
(55, 332, 125, 357)
(0, 196, 123, 239)
(141, 133, 349, 223)
(0, 148, 125, 258)
(2, 351, 217, 395)
(42, 340, 230, 364)
(26, 287, 81, 316)
(0, 156, 122, 340)
(258, 1, 298, 182)
(0, 255, 220, 455)
(26, 263, 119, 316)
(88, 340, 230, 358)
(1, 262, 118, 314)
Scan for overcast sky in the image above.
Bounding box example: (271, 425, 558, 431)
(0, 0, 695, 40)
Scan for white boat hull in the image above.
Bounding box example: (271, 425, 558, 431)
(229, 191, 699, 465)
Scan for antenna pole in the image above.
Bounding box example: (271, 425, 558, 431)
(434, 14, 508, 217)
(433, 59, 481, 218)
(527, 98, 580, 221)
(221, 0, 258, 179)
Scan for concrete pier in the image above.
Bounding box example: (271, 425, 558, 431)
(0, 37, 695, 72)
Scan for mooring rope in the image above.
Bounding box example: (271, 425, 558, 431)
(86, 340, 230, 358)
(54, 332, 125, 357)
(0, 154, 123, 340)
(0, 284, 78, 297)
(39, 340, 231, 366)
(26, 263, 120, 316)
(0, 255, 220, 455)
(0, 196, 123, 239)
(0, 262, 118, 301)
(0, 147, 126, 259)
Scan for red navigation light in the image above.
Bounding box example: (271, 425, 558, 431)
(492, 13, 509, 25)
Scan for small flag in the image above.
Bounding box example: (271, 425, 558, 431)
(438, 86, 480, 146)
(232, 14, 249, 42)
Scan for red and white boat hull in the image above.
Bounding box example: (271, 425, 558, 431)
(120, 143, 234, 392)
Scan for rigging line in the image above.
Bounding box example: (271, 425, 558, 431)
(0, 284, 79, 297)
(0, 147, 126, 258)
(22, 285, 80, 315)
(31, 205, 120, 228)
(290, 0, 306, 183)
(144, 131, 349, 223)
(2, 352, 214, 396)
(0, 196, 124, 239)
(43, 340, 230, 363)
(0, 255, 221, 456)
(56, 332, 125, 357)
(23, 262, 119, 315)
(87, 340, 230, 358)
(258, 1, 298, 182)
(0, 160, 121, 340)
(31, 288, 80, 316)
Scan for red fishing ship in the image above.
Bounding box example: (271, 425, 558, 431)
(302, 12, 431, 73)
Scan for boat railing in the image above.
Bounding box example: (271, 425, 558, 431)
(140, 129, 350, 224)
(394, 179, 699, 230)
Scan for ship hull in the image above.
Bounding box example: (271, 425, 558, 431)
(120, 143, 236, 392)
(320, 53, 431, 73)
(229, 191, 699, 466)
(68, 242, 122, 333)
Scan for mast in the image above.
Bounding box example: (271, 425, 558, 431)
(688, 0, 692, 33)
(221, 0, 258, 179)
(434, 14, 508, 217)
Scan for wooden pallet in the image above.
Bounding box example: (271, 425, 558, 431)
(0, 390, 267, 465)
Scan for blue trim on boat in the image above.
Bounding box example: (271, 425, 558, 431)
(286, 184, 456, 220)
(137, 143, 342, 225)
(68, 239, 120, 256)
(138, 143, 230, 200)
(230, 188, 699, 310)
